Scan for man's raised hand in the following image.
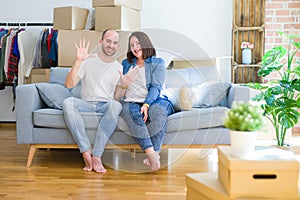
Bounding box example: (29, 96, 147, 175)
(75, 38, 90, 62)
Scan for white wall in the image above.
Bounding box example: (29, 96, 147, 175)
(141, 0, 232, 58)
(0, 0, 91, 22)
(0, 1, 233, 121)
(0, 0, 232, 58)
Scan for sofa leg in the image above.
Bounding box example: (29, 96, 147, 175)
(131, 148, 136, 159)
(26, 144, 36, 167)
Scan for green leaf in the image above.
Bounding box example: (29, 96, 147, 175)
(293, 41, 300, 49)
(291, 79, 300, 92)
(245, 82, 268, 90)
(252, 92, 264, 101)
(278, 108, 299, 128)
(258, 63, 284, 77)
(289, 66, 300, 76)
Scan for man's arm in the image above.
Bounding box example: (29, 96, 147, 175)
(65, 60, 82, 88)
(65, 39, 90, 89)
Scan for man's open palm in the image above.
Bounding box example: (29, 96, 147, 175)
(75, 39, 90, 62)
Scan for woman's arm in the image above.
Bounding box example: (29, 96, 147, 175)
(114, 63, 139, 101)
(144, 58, 166, 105)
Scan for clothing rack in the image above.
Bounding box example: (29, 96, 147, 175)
(0, 22, 53, 26)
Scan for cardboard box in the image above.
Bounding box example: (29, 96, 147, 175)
(168, 58, 216, 69)
(92, 0, 142, 11)
(186, 172, 298, 200)
(53, 6, 89, 30)
(25, 69, 50, 84)
(95, 6, 140, 31)
(58, 30, 130, 66)
(218, 146, 299, 199)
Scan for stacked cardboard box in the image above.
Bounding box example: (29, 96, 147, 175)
(53, 1, 142, 67)
(53, 6, 89, 30)
(25, 69, 50, 84)
(93, 0, 142, 31)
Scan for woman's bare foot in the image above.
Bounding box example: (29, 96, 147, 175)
(143, 158, 151, 167)
(145, 152, 160, 171)
(92, 155, 107, 173)
(82, 151, 93, 172)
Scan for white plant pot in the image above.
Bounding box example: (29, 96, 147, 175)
(230, 130, 256, 158)
(242, 48, 252, 64)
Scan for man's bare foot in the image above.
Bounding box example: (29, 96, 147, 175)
(82, 151, 93, 172)
(92, 155, 107, 173)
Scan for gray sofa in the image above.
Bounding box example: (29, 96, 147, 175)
(16, 66, 250, 167)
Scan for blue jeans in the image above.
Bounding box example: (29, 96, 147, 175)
(63, 97, 122, 157)
(120, 98, 174, 152)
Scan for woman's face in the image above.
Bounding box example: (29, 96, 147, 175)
(130, 36, 143, 59)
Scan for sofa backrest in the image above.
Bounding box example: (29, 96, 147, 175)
(49, 67, 70, 85)
(49, 66, 221, 98)
(49, 67, 81, 98)
(165, 66, 220, 88)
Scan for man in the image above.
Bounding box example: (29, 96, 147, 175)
(63, 29, 123, 173)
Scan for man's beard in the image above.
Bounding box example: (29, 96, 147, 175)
(102, 46, 116, 56)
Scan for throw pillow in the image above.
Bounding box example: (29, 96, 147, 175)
(191, 81, 232, 108)
(179, 86, 192, 111)
(163, 86, 192, 111)
(36, 83, 72, 109)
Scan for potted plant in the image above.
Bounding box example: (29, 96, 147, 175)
(246, 31, 300, 147)
(224, 101, 264, 158)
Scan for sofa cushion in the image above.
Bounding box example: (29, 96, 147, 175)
(166, 107, 229, 133)
(33, 109, 130, 132)
(33, 106, 228, 133)
(165, 81, 231, 111)
(190, 81, 232, 108)
(36, 83, 72, 109)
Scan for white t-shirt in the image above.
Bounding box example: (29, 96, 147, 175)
(124, 66, 148, 103)
(77, 53, 122, 102)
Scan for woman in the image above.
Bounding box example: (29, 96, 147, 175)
(116, 31, 174, 171)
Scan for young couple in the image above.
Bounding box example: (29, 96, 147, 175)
(63, 29, 174, 173)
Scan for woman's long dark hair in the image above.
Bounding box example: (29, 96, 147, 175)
(126, 32, 156, 63)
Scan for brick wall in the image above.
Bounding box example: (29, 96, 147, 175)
(265, 0, 300, 51)
(265, 0, 300, 128)
(264, 0, 300, 80)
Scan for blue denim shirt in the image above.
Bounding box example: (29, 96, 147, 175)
(122, 56, 166, 106)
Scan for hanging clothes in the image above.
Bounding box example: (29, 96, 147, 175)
(17, 29, 40, 85)
(7, 28, 25, 84)
(0, 25, 58, 88)
(40, 28, 50, 68)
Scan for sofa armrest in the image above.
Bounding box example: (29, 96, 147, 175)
(226, 84, 251, 108)
(16, 84, 45, 144)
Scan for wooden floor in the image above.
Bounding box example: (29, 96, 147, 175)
(1, 123, 300, 200)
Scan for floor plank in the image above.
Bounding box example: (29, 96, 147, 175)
(0, 123, 299, 199)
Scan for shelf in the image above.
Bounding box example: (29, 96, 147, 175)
(232, 64, 261, 68)
(233, 25, 265, 32)
(232, 0, 265, 83)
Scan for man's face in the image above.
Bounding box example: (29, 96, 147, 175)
(101, 30, 120, 57)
